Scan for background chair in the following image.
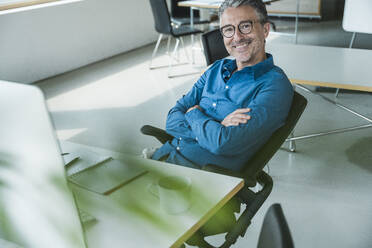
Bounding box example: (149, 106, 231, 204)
(170, 0, 210, 27)
(149, 0, 203, 77)
(140, 91, 307, 247)
(334, 0, 371, 97)
(257, 203, 295, 248)
(201, 28, 229, 66)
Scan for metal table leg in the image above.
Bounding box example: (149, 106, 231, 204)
(286, 84, 372, 143)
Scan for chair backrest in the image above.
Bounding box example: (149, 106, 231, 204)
(201, 28, 229, 66)
(170, 0, 200, 18)
(149, 0, 173, 35)
(257, 203, 294, 248)
(241, 91, 307, 183)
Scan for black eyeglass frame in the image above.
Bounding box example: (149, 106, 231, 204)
(220, 20, 263, 38)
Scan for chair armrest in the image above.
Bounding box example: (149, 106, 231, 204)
(202, 164, 256, 187)
(140, 125, 174, 144)
(202, 164, 240, 177)
(256, 170, 272, 187)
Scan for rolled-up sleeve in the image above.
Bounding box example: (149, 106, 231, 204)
(165, 72, 207, 139)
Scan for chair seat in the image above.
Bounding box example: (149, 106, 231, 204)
(172, 25, 203, 37)
(172, 17, 210, 26)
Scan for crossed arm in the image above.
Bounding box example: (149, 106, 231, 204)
(187, 105, 251, 127)
(165, 71, 249, 139)
(165, 73, 293, 156)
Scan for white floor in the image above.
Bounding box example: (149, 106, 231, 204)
(36, 19, 372, 248)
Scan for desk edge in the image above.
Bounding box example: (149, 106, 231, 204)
(291, 79, 372, 92)
(171, 179, 245, 248)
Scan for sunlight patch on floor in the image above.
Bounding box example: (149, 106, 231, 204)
(46, 57, 201, 112)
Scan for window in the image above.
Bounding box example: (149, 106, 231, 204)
(0, 0, 60, 11)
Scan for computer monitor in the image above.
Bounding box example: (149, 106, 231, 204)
(0, 80, 87, 248)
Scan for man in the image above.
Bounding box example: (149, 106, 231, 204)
(151, 0, 293, 171)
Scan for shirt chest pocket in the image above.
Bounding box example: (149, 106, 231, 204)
(200, 97, 241, 121)
(199, 97, 216, 113)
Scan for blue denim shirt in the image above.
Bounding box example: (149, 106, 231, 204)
(152, 54, 293, 171)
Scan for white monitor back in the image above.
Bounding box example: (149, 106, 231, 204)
(0, 81, 86, 248)
(343, 0, 372, 34)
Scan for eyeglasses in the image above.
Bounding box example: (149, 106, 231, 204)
(220, 20, 260, 38)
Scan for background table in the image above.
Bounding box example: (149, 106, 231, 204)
(266, 43, 372, 141)
(266, 43, 372, 91)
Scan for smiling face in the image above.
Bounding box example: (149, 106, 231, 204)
(220, 5, 270, 70)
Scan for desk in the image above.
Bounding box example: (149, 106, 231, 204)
(61, 141, 244, 248)
(266, 43, 372, 141)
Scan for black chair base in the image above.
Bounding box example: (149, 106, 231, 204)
(185, 171, 273, 248)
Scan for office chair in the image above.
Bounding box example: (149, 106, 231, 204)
(169, 0, 210, 27)
(149, 0, 203, 77)
(201, 28, 229, 66)
(257, 203, 294, 248)
(140, 91, 307, 247)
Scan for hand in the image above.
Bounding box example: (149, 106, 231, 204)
(221, 108, 251, 127)
(187, 105, 202, 113)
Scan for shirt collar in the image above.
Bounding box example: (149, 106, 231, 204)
(221, 59, 237, 82)
(222, 53, 274, 80)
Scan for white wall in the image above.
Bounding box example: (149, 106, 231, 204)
(0, 0, 158, 84)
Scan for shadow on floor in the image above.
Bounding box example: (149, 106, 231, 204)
(345, 136, 372, 173)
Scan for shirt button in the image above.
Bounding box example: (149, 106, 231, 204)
(179, 137, 182, 141)
(212, 102, 217, 107)
(225, 85, 229, 89)
(176, 146, 180, 151)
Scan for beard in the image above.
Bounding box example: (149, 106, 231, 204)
(229, 38, 264, 66)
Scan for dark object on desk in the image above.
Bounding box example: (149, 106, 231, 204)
(148, 0, 203, 77)
(140, 91, 307, 248)
(257, 203, 294, 248)
(201, 29, 229, 66)
(170, 0, 210, 27)
(69, 159, 148, 195)
(62, 152, 80, 167)
(63, 149, 111, 176)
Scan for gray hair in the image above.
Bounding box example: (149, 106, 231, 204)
(218, 0, 268, 24)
